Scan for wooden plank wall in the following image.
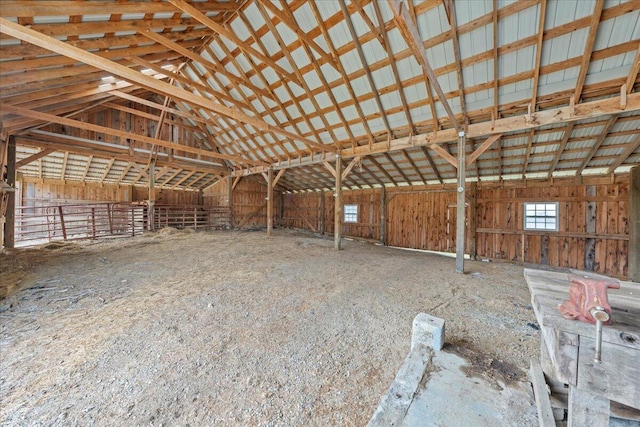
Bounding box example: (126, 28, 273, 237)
(132, 186, 199, 205)
(21, 177, 199, 206)
(278, 177, 630, 278)
(475, 179, 629, 278)
(44, 105, 202, 160)
(202, 179, 228, 207)
(386, 189, 458, 251)
(214, 177, 280, 229)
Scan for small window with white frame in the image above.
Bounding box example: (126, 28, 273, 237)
(524, 202, 559, 231)
(344, 204, 358, 223)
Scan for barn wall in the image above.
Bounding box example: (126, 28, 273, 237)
(20, 177, 199, 206)
(476, 179, 629, 278)
(43, 106, 203, 161)
(208, 176, 282, 229)
(279, 176, 631, 279)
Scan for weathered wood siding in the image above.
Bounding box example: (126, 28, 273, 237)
(476, 180, 629, 278)
(203, 177, 285, 229)
(279, 177, 631, 278)
(386, 189, 459, 252)
(43, 106, 203, 161)
(21, 177, 199, 206)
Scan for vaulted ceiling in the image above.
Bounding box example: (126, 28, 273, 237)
(1, 0, 639, 192)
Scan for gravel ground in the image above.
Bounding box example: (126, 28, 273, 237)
(1, 228, 540, 426)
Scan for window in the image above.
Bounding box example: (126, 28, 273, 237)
(524, 202, 558, 231)
(344, 204, 358, 223)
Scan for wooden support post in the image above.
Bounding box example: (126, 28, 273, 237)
(279, 192, 284, 228)
(456, 131, 466, 273)
(334, 155, 342, 250)
(3, 136, 16, 248)
(585, 185, 597, 271)
(380, 186, 387, 245)
(468, 182, 477, 260)
(148, 158, 155, 231)
(630, 166, 640, 281)
(266, 167, 273, 236)
(194, 207, 198, 230)
(107, 203, 114, 235)
(227, 175, 234, 228)
(91, 207, 96, 239)
(58, 206, 67, 240)
(319, 190, 325, 235)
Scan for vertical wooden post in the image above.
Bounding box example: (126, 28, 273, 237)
(334, 155, 342, 250)
(267, 168, 274, 236)
(468, 182, 477, 260)
(3, 136, 16, 248)
(279, 192, 285, 228)
(194, 206, 198, 230)
(380, 186, 387, 245)
(456, 131, 466, 273)
(148, 158, 155, 231)
(91, 207, 96, 238)
(319, 190, 325, 235)
(107, 203, 114, 235)
(227, 175, 234, 228)
(585, 185, 597, 271)
(630, 166, 640, 281)
(58, 206, 67, 240)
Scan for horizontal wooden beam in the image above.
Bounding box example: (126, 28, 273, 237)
(17, 133, 227, 174)
(0, 1, 239, 16)
(231, 92, 640, 177)
(2, 104, 259, 166)
(0, 17, 336, 156)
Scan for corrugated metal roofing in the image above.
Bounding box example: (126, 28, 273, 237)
(0, 0, 638, 192)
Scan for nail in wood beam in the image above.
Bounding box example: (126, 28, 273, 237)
(334, 156, 342, 250)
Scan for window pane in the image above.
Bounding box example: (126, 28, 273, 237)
(524, 202, 558, 231)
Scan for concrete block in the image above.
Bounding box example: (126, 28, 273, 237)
(412, 313, 445, 351)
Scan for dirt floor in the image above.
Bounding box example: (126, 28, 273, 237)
(1, 228, 541, 426)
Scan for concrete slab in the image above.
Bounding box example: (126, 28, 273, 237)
(401, 350, 537, 427)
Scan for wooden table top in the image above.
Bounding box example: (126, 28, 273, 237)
(524, 268, 640, 350)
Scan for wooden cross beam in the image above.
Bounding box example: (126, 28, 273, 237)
(15, 148, 54, 168)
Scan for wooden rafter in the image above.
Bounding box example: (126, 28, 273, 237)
(387, 0, 461, 132)
(530, 0, 548, 111)
(606, 133, 640, 174)
(167, 0, 301, 86)
(306, 0, 377, 147)
(576, 115, 618, 175)
(0, 17, 334, 155)
(3, 104, 262, 167)
(443, 0, 467, 125)
(15, 148, 54, 168)
(573, 0, 605, 103)
(626, 43, 640, 94)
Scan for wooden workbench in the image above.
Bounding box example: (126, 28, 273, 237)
(524, 268, 640, 426)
